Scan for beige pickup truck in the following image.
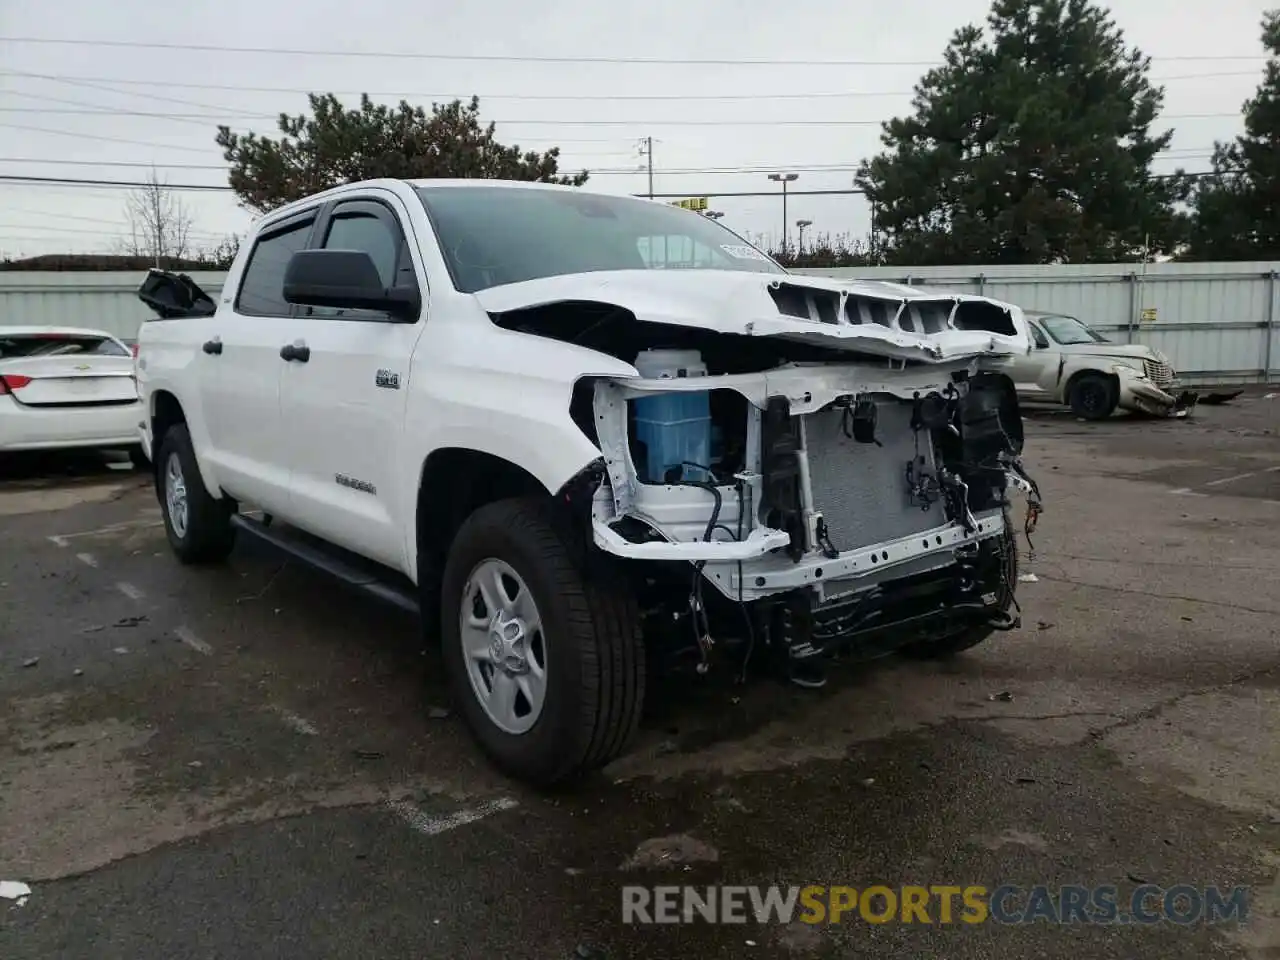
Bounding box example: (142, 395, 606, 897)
(1008, 311, 1198, 420)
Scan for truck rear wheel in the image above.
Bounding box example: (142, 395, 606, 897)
(440, 497, 644, 786)
(156, 424, 235, 564)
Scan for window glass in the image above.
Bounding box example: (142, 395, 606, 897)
(236, 219, 313, 316)
(415, 186, 785, 293)
(1030, 323, 1050, 349)
(324, 212, 400, 286)
(1039, 314, 1109, 345)
(0, 334, 129, 358)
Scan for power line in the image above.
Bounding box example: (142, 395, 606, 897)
(0, 68, 1261, 101)
(0, 121, 215, 153)
(0, 36, 1266, 66)
(0, 146, 1218, 184)
(0, 172, 1220, 194)
(0, 112, 1243, 132)
(0, 104, 1249, 127)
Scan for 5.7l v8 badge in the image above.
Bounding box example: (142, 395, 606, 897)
(375, 369, 401, 390)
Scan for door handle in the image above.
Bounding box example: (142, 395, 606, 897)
(280, 342, 310, 363)
(202, 338, 223, 355)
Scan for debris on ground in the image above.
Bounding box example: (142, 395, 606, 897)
(988, 691, 1015, 702)
(21, 657, 38, 669)
(353, 749, 385, 761)
(0, 881, 31, 905)
(1202, 391, 1244, 405)
(427, 706, 451, 720)
(1037, 621, 1054, 630)
(113, 614, 148, 628)
(621, 833, 720, 870)
(1018, 573, 1039, 583)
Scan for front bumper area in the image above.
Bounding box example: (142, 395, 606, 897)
(760, 521, 1016, 662)
(1117, 371, 1199, 418)
(593, 508, 1008, 602)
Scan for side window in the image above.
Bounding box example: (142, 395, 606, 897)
(323, 210, 404, 286)
(235, 217, 314, 317)
(1030, 323, 1050, 349)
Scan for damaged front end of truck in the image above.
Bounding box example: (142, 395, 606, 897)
(485, 273, 1046, 686)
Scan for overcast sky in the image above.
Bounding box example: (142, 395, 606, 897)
(0, 0, 1272, 259)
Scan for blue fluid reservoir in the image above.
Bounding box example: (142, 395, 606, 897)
(632, 349, 712, 483)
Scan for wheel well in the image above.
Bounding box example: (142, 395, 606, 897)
(415, 449, 549, 613)
(150, 390, 186, 472)
(1064, 368, 1117, 401)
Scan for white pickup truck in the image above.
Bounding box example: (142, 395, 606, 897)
(135, 178, 1042, 786)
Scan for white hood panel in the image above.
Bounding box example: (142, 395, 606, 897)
(473, 269, 1033, 363)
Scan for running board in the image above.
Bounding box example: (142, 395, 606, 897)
(230, 514, 420, 615)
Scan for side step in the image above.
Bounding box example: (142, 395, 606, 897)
(230, 514, 420, 615)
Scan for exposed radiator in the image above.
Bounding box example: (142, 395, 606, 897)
(802, 401, 949, 550)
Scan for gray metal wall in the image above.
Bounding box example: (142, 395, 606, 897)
(0, 272, 228, 346)
(796, 262, 1280, 385)
(3, 262, 1278, 384)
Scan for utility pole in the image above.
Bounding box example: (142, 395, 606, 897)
(767, 172, 798, 253)
(796, 219, 812, 255)
(638, 137, 654, 199)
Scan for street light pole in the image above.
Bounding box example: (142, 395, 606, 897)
(796, 219, 812, 255)
(768, 172, 798, 253)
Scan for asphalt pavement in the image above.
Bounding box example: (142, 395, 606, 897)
(1, 392, 1278, 959)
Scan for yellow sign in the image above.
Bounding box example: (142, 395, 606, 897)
(669, 197, 708, 211)
(1140, 307, 1157, 323)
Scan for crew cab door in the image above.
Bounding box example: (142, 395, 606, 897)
(277, 195, 425, 571)
(199, 208, 319, 513)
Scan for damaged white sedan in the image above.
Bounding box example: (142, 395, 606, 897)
(135, 178, 1042, 786)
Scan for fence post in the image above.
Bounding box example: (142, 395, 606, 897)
(1265, 271, 1278, 382)
(977, 273, 986, 297)
(1126, 272, 1138, 344)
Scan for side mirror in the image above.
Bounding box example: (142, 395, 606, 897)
(282, 249, 420, 322)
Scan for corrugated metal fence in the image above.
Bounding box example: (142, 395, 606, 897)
(3, 262, 1278, 384)
(0, 271, 227, 347)
(797, 262, 1280, 385)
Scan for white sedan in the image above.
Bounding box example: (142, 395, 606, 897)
(0, 326, 147, 463)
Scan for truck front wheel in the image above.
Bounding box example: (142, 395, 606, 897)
(440, 497, 644, 786)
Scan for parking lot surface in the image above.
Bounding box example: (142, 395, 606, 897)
(2, 393, 1279, 960)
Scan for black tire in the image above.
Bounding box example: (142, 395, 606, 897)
(903, 513, 1019, 659)
(440, 496, 644, 787)
(1068, 373, 1117, 420)
(155, 423, 236, 564)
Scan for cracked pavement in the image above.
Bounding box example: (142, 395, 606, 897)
(1, 393, 1279, 959)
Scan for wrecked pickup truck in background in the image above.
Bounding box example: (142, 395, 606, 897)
(134, 178, 1043, 786)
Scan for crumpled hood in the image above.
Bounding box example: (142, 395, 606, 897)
(472, 269, 1033, 364)
(1057, 342, 1166, 363)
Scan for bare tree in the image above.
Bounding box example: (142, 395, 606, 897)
(121, 169, 195, 266)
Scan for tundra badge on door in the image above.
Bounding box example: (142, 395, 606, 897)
(375, 369, 401, 389)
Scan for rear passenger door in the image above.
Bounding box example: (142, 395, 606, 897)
(200, 208, 317, 514)
(277, 195, 426, 572)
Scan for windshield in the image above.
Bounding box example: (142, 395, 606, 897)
(415, 186, 787, 293)
(1038, 314, 1109, 346)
